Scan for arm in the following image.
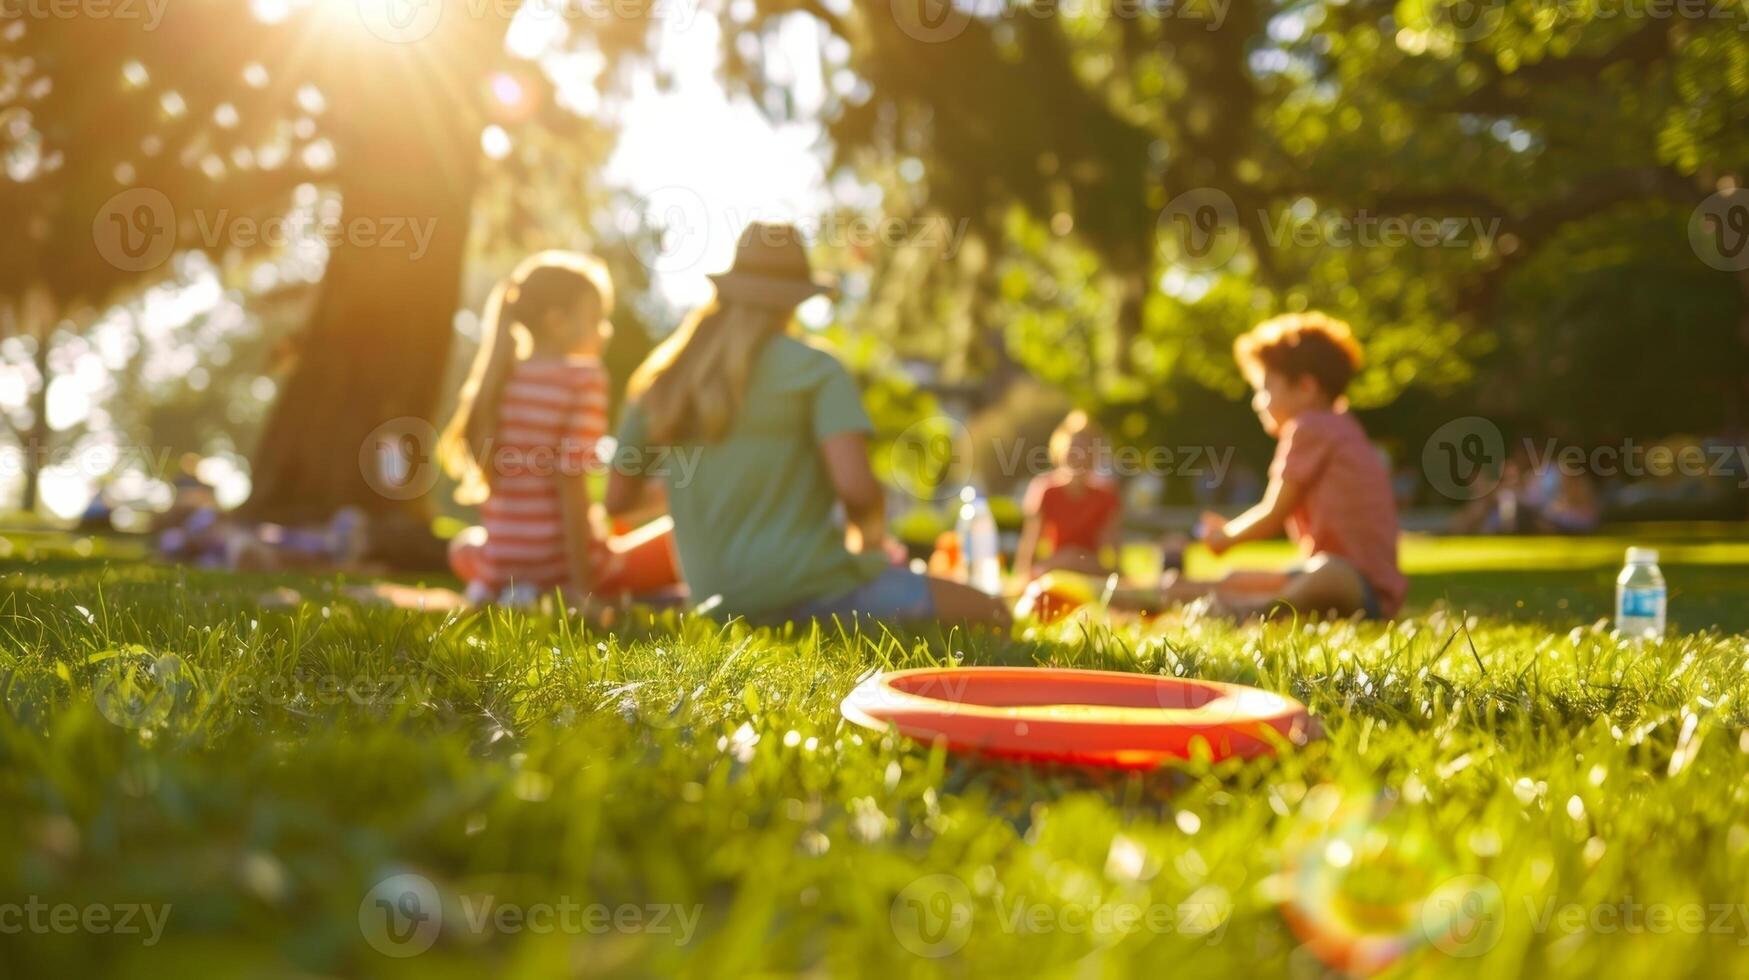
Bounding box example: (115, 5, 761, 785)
(1097, 494, 1123, 567)
(604, 468, 646, 519)
(465, 324, 518, 474)
(820, 432, 886, 555)
(1013, 514, 1042, 581)
(558, 474, 596, 595)
(1013, 476, 1046, 580)
(604, 400, 652, 520)
(1203, 476, 1301, 554)
(558, 364, 609, 596)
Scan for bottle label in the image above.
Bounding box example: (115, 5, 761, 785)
(1619, 587, 1665, 618)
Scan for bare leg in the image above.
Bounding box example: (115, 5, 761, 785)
(1030, 546, 1110, 578)
(1219, 554, 1369, 621)
(1108, 570, 1295, 613)
(1204, 570, 1294, 596)
(925, 577, 1015, 629)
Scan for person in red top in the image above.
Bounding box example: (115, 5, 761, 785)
(438, 251, 677, 607)
(1157, 311, 1406, 619)
(1015, 411, 1123, 581)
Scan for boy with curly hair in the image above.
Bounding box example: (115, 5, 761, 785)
(1159, 311, 1406, 619)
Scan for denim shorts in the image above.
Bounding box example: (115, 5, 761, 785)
(1285, 555, 1384, 620)
(788, 566, 937, 623)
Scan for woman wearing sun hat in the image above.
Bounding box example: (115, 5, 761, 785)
(604, 222, 1011, 627)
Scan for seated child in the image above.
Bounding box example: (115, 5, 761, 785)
(157, 505, 369, 571)
(1014, 410, 1122, 581)
(1144, 312, 1406, 620)
(437, 251, 679, 607)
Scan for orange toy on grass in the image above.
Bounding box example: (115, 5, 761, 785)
(447, 525, 488, 583)
(841, 667, 1315, 769)
(1012, 571, 1102, 623)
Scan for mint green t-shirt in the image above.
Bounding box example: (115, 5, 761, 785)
(615, 336, 888, 619)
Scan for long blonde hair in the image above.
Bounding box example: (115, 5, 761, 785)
(627, 296, 791, 444)
(438, 251, 614, 504)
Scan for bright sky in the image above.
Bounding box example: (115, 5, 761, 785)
(599, 11, 838, 309)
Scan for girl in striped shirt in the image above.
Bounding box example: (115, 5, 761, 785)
(439, 252, 674, 606)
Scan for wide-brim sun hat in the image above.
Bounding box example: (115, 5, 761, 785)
(708, 221, 837, 308)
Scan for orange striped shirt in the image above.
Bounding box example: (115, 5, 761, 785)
(475, 358, 608, 590)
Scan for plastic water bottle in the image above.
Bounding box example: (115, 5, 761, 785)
(1615, 547, 1666, 640)
(952, 487, 975, 584)
(959, 486, 1002, 596)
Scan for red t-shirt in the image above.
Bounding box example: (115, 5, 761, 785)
(1026, 474, 1121, 553)
(1270, 410, 1407, 616)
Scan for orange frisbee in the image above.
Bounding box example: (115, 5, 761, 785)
(840, 667, 1314, 769)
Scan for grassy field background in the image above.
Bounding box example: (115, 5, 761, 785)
(3, 527, 1749, 977)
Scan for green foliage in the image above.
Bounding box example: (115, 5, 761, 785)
(726, 0, 1749, 434)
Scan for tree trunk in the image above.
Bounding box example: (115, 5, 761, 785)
(12, 286, 54, 516)
(20, 320, 50, 514)
(242, 177, 475, 526)
(243, 30, 502, 528)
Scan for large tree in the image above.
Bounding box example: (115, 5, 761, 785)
(2, 1, 653, 523)
(721, 0, 1749, 444)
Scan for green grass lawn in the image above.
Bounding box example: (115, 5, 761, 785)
(4, 527, 1749, 977)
